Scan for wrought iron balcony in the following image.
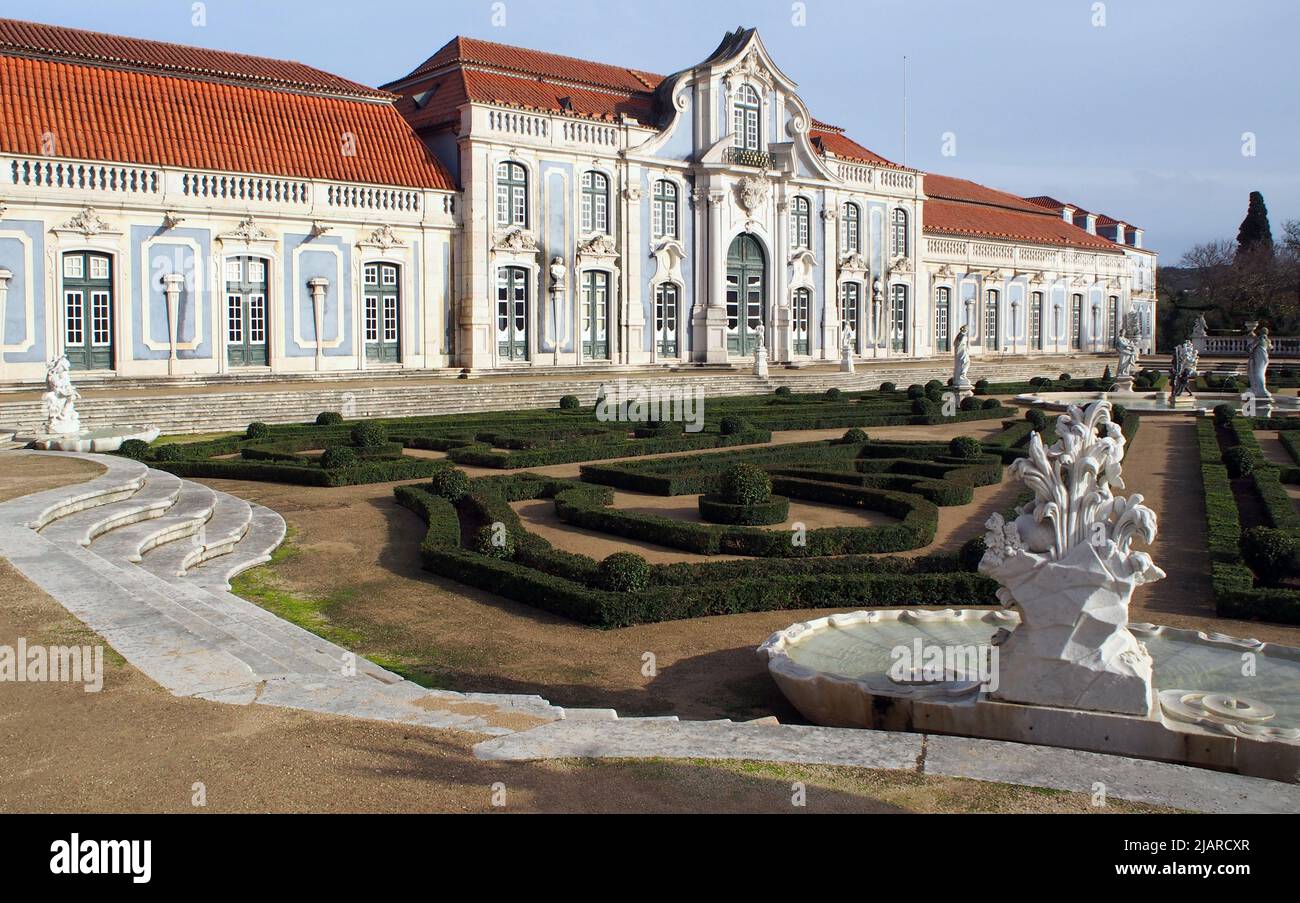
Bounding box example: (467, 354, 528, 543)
(726, 147, 774, 169)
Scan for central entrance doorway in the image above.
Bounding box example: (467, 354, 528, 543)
(725, 234, 766, 356)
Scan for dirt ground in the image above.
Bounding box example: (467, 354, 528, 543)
(0, 556, 1161, 813)
(0, 453, 103, 503)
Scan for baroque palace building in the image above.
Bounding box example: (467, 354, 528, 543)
(0, 20, 1156, 386)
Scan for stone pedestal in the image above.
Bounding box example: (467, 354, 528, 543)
(954, 381, 975, 400)
(1111, 375, 1134, 393)
(753, 347, 769, 378)
(840, 350, 855, 374)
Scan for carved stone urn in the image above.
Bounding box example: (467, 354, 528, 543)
(980, 401, 1164, 716)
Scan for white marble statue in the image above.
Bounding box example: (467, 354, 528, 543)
(1170, 340, 1198, 399)
(753, 324, 769, 378)
(953, 324, 971, 389)
(42, 355, 81, 435)
(1114, 328, 1138, 380)
(1248, 325, 1272, 401)
(840, 328, 855, 374)
(1192, 314, 1208, 339)
(980, 400, 1164, 716)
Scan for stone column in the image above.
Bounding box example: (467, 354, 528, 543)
(691, 190, 730, 364)
(162, 273, 186, 376)
(0, 267, 11, 383)
(820, 208, 838, 360)
(308, 277, 329, 372)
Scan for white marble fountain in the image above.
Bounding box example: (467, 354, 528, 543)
(17, 356, 159, 452)
(758, 399, 1300, 783)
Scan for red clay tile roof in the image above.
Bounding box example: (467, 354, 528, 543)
(808, 128, 905, 170)
(0, 17, 389, 98)
(1024, 195, 1071, 212)
(924, 174, 1120, 252)
(388, 35, 664, 127)
(0, 23, 453, 190)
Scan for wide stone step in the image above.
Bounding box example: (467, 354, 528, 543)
(9, 453, 148, 530)
(183, 503, 286, 593)
(138, 488, 252, 578)
(88, 480, 217, 562)
(37, 469, 181, 546)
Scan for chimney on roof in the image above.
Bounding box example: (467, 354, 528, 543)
(1132, 228, 1144, 249)
(1084, 213, 1097, 235)
(1062, 206, 1076, 224)
(1115, 223, 1127, 246)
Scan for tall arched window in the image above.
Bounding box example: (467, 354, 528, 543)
(364, 262, 402, 363)
(496, 161, 528, 228)
(226, 256, 269, 367)
(841, 203, 861, 253)
(496, 266, 530, 361)
(1107, 295, 1120, 345)
(984, 289, 1000, 350)
(655, 283, 680, 356)
(790, 196, 811, 249)
(890, 285, 908, 353)
(934, 286, 952, 352)
(1030, 291, 1044, 351)
(581, 171, 609, 234)
(652, 179, 678, 239)
(792, 287, 811, 355)
(891, 208, 909, 257)
(1070, 294, 1083, 350)
(733, 84, 760, 151)
(841, 282, 861, 348)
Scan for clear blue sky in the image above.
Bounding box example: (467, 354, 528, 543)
(7, 0, 1297, 261)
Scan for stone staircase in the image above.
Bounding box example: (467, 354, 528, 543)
(0, 355, 1108, 436)
(0, 451, 561, 733)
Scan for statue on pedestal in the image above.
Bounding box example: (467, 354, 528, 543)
(1248, 324, 1272, 401)
(1170, 340, 1199, 400)
(753, 324, 769, 378)
(953, 324, 972, 393)
(42, 355, 81, 435)
(840, 329, 855, 374)
(1114, 321, 1139, 387)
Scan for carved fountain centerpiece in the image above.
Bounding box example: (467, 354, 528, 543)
(980, 400, 1164, 716)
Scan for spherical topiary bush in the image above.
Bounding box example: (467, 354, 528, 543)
(1026, 408, 1048, 432)
(879, 382, 897, 394)
(720, 463, 772, 505)
(597, 552, 651, 592)
(925, 384, 946, 403)
(974, 378, 990, 395)
(246, 422, 272, 440)
(1241, 526, 1297, 586)
(912, 398, 939, 416)
(349, 421, 388, 448)
(719, 415, 749, 436)
(949, 436, 984, 460)
(842, 428, 869, 444)
(959, 536, 987, 572)
(925, 379, 945, 395)
(775, 385, 793, 397)
(155, 444, 184, 463)
(826, 387, 845, 401)
(118, 439, 151, 460)
(320, 446, 358, 470)
(1111, 404, 1128, 427)
(315, 411, 344, 426)
(982, 398, 1000, 410)
(1222, 377, 1240, 393)
(959, 396, 980, 412)
(428, 466, 471, 503)
(906, 384, 925, 400)
(559, 394, 581, 411)
(1223, 446, 1255, 478)
(472, 523, 515, 560)
(654, 420, 685, 438)
(1213, 404, 1236, 427)
(1059, 373, 1073, 383)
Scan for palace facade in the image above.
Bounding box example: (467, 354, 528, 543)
(0, 20, 1156, 386)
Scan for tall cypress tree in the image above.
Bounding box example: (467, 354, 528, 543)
(1237, 191, 1274, 257)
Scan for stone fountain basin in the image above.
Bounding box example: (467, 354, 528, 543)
(758, 609, 1300, 783)
(1014, 390, 1300, 416)
(22, 426, 161, 453)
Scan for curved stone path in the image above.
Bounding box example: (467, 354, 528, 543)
(3, 449, 1298, 813)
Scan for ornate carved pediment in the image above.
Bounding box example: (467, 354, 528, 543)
(725, 48, 773, 90)
(58, 206, 116, 237)
(982, 267, 1005, 282)
(649, 239, 686, 289)
(219, 216, 273, 245)
(890, 255, 914, 276)
(576, 233, 618, 259)
(735, 176, 769, 216)
(623, 186, 644, 203)
(934, 264, 956, 280)
(359, 223, 405, 250)
(492, 228, 540, 255)
(1071, 275, 1091, 288)
(840, 252, 869, 276)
